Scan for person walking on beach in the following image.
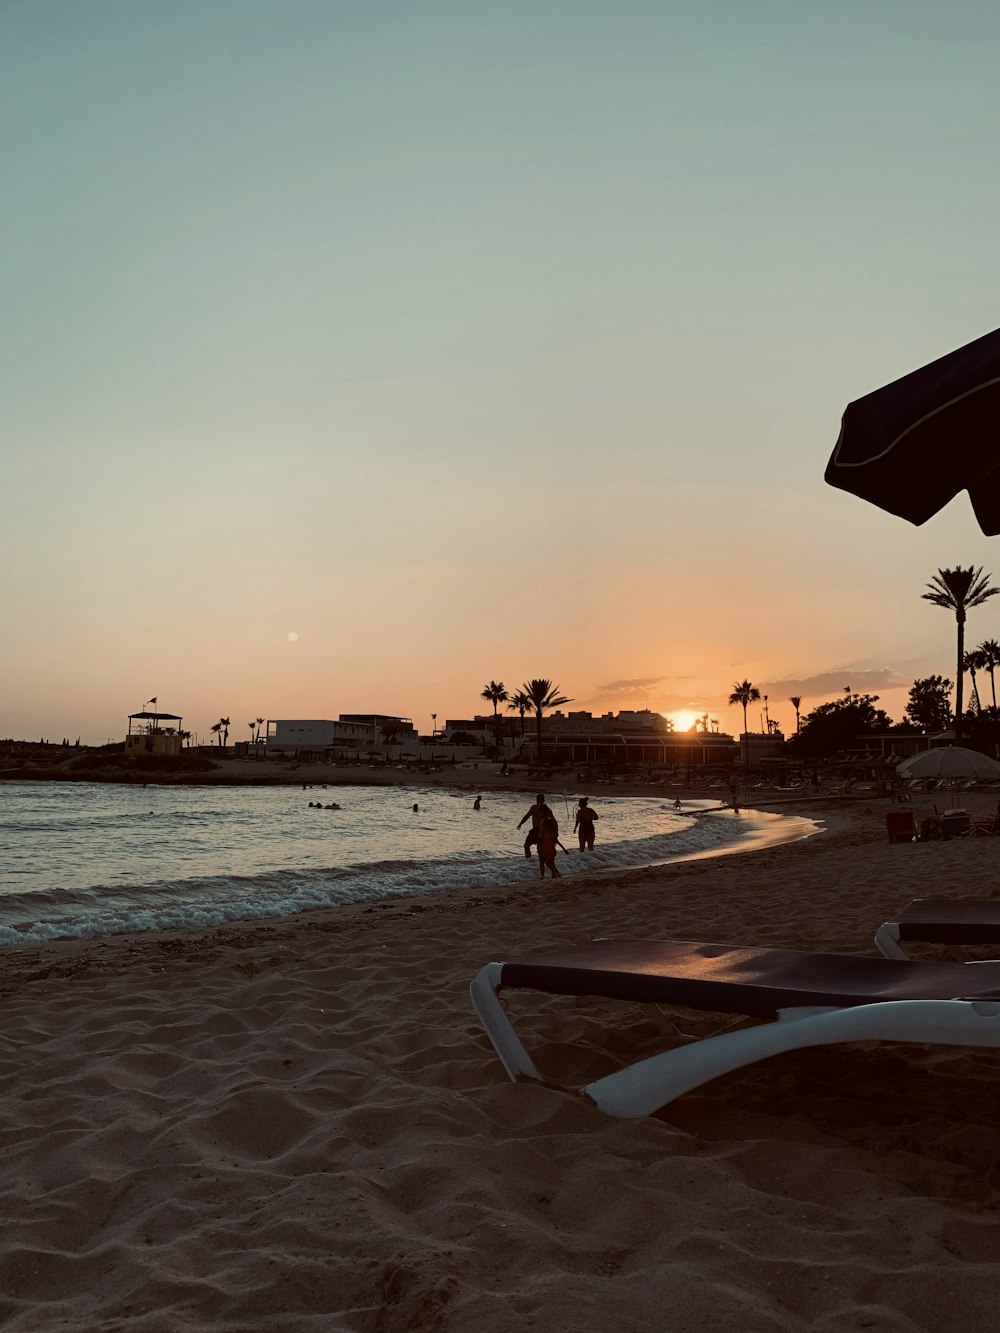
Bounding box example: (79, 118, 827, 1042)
(573, 797, 598, 851)
(517, 793, 555, 859)
(473, 794, 481, 810)
(538, 813, 562, 878)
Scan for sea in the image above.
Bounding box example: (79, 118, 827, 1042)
(0, 781, 816, 947)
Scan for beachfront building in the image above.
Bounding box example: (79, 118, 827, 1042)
(441, 718, 497, 746)
(738, 730, 787, 762)
(125, 709, 186, 758)
(515, 709, 739, 769)
(265, 714, 417, 759)
(338, 714, 417, 741)
(266, 719, 373, 758)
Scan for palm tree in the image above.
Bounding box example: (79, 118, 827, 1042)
(922, 567, 999, 743)
(220, 717, 230, 746)
(789, 695, 802, 735)
(480, 680, 509, 755)
(520, 678, 572, 761)
(248, 721, 256, 740)
(978, 640, 1000, 712)
(728, 679, 761, 764)
(210, 722, 223, 746)
(963, 650, 986, 713)
(507, 689, 531, 741)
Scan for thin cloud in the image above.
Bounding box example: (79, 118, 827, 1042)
(759, 667, 907, 700)
(594, 676, 670, 695)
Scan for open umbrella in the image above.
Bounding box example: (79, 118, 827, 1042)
(896, 746, 1000, 781)
(825, 326, 1000, 534)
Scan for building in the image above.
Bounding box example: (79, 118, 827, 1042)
(738, 731, 787, 762)
(338, 714, 417, 740)
(265, 714, 416, 758)
(265, 719, 372, 757)
(502, 708, 738, 768)
(125, 708, 185, 758)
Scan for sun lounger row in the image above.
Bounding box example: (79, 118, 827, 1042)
(470, 898, 1000, 1119)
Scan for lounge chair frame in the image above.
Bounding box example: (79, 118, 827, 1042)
(471, 940, 1000, 1118)
(876, 897, 1000, 961)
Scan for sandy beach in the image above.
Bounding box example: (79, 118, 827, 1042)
(2, 793, 1000, 1331)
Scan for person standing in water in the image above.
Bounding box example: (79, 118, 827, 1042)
(473, 794, 481, 810)
(517, 792, 554, 860)
(538, 813, 562, 878)
(573, 797, 598, 851)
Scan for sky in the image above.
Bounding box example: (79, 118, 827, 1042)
(4, 0, 1000, 746)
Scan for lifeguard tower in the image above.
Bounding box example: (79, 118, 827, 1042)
(125, 705, 185, 758)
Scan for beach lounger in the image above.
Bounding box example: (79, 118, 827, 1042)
(875, 898, 1000, 960)
(470, 939, 1000, 1118)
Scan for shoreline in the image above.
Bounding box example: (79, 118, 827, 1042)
(0, 797, 841, 994)
(0, 783, 822, 953)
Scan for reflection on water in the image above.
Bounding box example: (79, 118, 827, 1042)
(0, 782, 810, 945)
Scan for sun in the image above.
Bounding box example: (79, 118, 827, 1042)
(670, 710, 698, 732)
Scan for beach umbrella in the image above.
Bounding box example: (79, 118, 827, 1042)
(895, 746, 1000, 781)
(825, 326, 1000, 533)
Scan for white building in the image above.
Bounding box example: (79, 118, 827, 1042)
(266, 719, 373, 756)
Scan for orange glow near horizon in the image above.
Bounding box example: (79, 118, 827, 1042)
(5, 7, 1000, 747)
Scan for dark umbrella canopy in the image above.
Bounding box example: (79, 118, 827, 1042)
(825, 326, 1000, 534)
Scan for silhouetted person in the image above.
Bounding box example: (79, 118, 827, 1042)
(538, 813, 562, 878)
(473, 795, 481, 810)
(574, 797, 598, 851)
(517, 793, 554, 860)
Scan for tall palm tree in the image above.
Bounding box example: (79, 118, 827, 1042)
(507, 689, 531, 741)
(210, 722, 223, 746)
(220, 717, 230, 746)
(728, 679, 761, 764)
(480, 680, 509, 755)
(789, 695, 802, 735)
(520, 678, 572, 760)
(922, 567, 999, 743)
(256, 716, 266, 743)
(963, 650, 986, 713)
(978, 640, 1000, 712)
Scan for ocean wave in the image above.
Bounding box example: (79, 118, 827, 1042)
(0, 780, 808, 947)
(0, 814, 762, 946)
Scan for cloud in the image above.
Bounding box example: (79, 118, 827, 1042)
(758, 667, 908, 700)
(590, 675, 670, 699)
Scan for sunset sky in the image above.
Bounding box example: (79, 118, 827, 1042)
(4, 1, 1000, 746)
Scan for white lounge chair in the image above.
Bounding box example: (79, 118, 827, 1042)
(470, 938, 1000, 1118)
(876, 898, 1000, 960)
